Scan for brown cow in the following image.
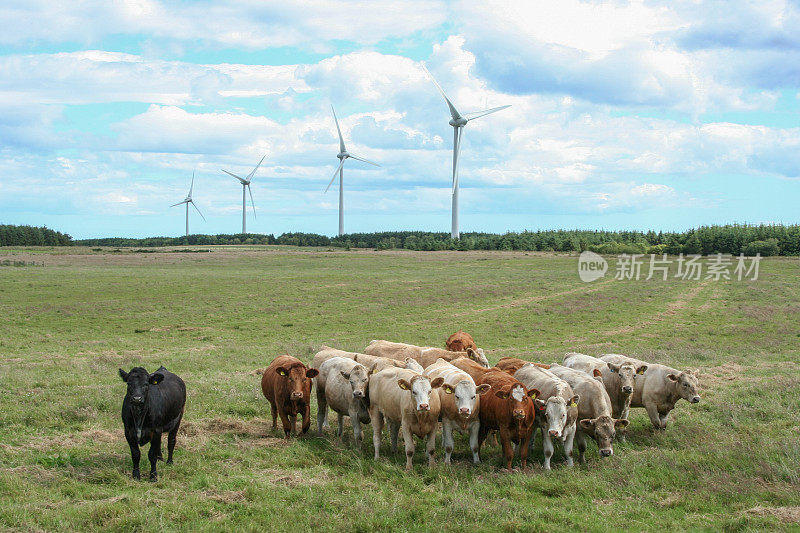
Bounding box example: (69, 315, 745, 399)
(496, 357, 551, 374)
(364, 340, 490, 368)
(261, 355, 319, 438)
(446, 330, 477, 352)
(450, 357, 495, 383)
(476, 370, 539, 470)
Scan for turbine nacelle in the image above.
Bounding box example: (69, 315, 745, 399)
(449, 117, 468, 128)
(337, 151, 350, 160)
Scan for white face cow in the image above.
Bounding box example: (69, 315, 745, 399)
(466, 348, 490, 368)
(398, 376, 444, 411)
(341, 364, 369, 399)
(536, 394, 580, 440)
(668, 371, 701, 403)
(443, 380, 491, 418)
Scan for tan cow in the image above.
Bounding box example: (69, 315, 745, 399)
(548, 364, 628, 463)
(601, 354, 700, 430)
(368, 367, 444, 470)
(445, 330, 477, 352)
(364, 340, 490, 368)
(314, 357, 371, 444)
(512, 363, 579, 469)
(423, 359, 491, 464)
(563, 352, 647, 438)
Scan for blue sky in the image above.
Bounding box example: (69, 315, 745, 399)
(1, 0, 799, 239)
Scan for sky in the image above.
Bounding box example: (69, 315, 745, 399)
(1, 0, 799, 239)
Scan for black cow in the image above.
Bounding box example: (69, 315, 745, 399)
(119, 366, 186, 481)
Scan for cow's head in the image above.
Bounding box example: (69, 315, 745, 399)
(495, 384, 538, 422)
(536, 394, 580, 440)
(119, 367, 164, 407)
(443, 379, 491, 419)
(607, 362, 647, 395)
(340, 364, 369, 399)
(466, 348, 490, 368)
(579, 415, 628, 456)
(404, 357, 424, 373)
(398, 375, 443, 412)
(668, 371, 700, 403)
(276, 364, 318, 401)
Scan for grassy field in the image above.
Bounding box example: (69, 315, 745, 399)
(1, 246, 799, 532)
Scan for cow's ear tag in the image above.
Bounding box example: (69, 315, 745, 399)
(570, 401, 577, 408)
(278, 370, 287, 376)
(443, 385, 454, 394)
(637, 368, 646, 375)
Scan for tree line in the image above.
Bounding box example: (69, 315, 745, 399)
(2, 223, 797, 255)
(65, 224, 800, 256)
(0, 225, 73, 246)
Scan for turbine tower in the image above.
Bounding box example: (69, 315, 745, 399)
(325, 105, 380, 236)
(222, 155, 265, 234)
(170, 171, 206, 236)
(422, 64, 510, 239)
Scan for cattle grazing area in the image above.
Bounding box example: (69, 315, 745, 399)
(0, 246, 799, 531)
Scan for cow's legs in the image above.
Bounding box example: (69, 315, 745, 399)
(542, 428, 554, 470)
(148, 432, 162, 482)
(645, 403, 664, 429)
(576, 430, 587, 464)
(659, 411, 670, 429)
(389, 420, 400, 453)
(126, 433, 141, 480)
(269, 400, 278, 430)
(316, 391, 328, 433)
(370, 408, 383, 460)
(337, 413, 345, 439)
(301, 404, 311, 435)
(349, 407, 363, 447)
(498, 428, 514, 470)
(401, 424, 416, 471)
(519, 432, 531, 470)
(564, 424, 576, 467)
(426, 427, 436, 467)
(279, 408, 292, 438)
(442, 419, 454, 464)
(167, 412, 183, 464)
(469, 421, 481, 464)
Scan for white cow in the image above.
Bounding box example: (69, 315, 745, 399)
(513, 363, 579, 469)
(368, 367, 443, 470)
(423, 359, 491, 464)
(314, 357, 370, 444)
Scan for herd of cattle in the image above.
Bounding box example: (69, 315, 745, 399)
(118, 331, 701, 480)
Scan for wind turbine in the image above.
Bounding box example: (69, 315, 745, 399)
(222, 155, 265, 234)
(422, 64, 510, 239)
(325, 105, 380, 236)
(170, 171, 206, 236)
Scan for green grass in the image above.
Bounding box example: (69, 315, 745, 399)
(1, 246, 799, 531)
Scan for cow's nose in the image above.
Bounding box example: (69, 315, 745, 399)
(622, 386, 633, 394)
(513, 410, 525, 420)
(459, 407, 470, 417)
(549, 430, 560, 437)
(132, 396, 144, 404)
(691, 396, 700, 403)
(352, 390, 364, 398)
(291, 392, 303, 399)
(418, 403, 430, 411)
(600, 449, 613, 457)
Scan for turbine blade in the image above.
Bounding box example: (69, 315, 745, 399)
(347, 153, 380, 167)
(324, 159, 346, 193)
(170, 201, 185, 207)
(246, 154, 266, 182)
(421, 63, 462, 121)
(222, 169, 246, 184)
(190, 200, 206, 222)
(453, 127, 463, 194)
(189, 171, 195, 196)
(464, 104, 511, 122)
(331, 105, 346, 153)
(248, 184, 256, 219)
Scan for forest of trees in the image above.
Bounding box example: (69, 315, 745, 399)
(0, 225, 73, 246)
(66, 224, 800, 256)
